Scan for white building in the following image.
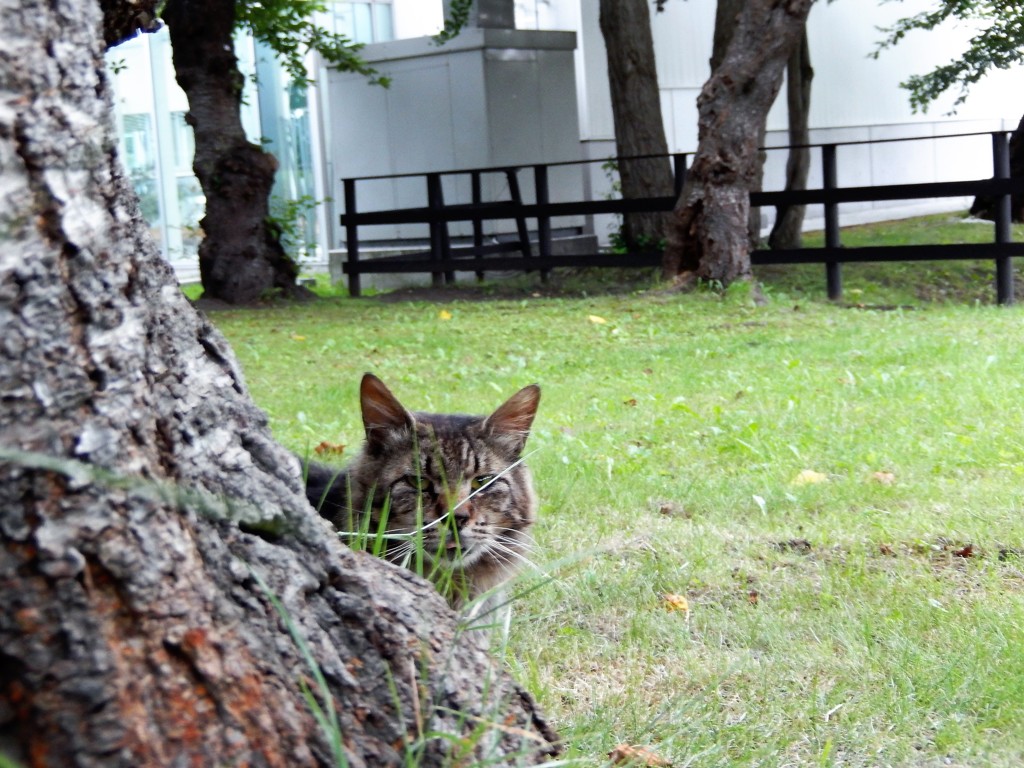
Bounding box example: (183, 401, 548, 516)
(106, 1, 1024, 279)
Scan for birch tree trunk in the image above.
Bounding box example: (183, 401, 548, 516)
(598, 0, 674, 252)
(661, 0, 813, 286)
(0, 1, 558, 765)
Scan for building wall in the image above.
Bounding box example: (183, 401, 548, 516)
(324, 28, 584, 249)
(570, 0, 1021, 149)
(109, 2, 1024, 278)
(557, 0, 1022, 241)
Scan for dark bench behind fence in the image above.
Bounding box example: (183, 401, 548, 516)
(340, 131, 1023, 303)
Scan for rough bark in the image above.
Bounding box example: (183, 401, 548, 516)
(768, 28, 814, 250)
(0, 1, 559, 765)
(661, 0, 813, 286)
(710, 0, 764, 250)
(99, 0, 159, 47)
(599, 0, 674, 253)
(161, 0, 311, 305)
(970, 111, 1024, 223)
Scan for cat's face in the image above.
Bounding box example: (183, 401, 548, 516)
(348, 374, 540, 594)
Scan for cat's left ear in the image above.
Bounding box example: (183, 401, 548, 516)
(361, 373, 414, 447)
(484, 384, 540, 453)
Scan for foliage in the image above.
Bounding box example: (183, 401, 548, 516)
(597, 159, 668, 255)
(267, 194, 329, 264)
(237, 0, 389, 89)
(874, 0, 1024, 111)
(433, 0, 473, 45)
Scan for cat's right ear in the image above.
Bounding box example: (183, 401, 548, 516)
(484, 383, 540, 454)
(360, 373, 413, 446)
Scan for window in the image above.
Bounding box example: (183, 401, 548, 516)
(329, 1, 394, 44)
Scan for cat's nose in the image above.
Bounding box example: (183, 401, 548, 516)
(451, 505, 471, 528)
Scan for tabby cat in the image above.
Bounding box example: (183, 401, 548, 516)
(304, 373, 541, 607)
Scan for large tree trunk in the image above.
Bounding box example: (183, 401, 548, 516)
(599, 0, 674, 253)
(662, 0, 813, 286)
(769, 28, 814, 250)
(970, 111, 1024, 223)
(161, 0, 310, 305)
(0, 2, 559, 765)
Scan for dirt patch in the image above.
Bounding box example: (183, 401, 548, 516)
(190, 285, 317, 312)
(370, 268, 658, 303)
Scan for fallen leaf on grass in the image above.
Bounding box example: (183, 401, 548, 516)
(313, 441, 346, 457)
(608, 744, 672, 767)
(438, 309, 453, 320)
(661, 593, 689, 613)
(791, 469, 828, 486)
(656, 501, 689, 518)
(588, 314, 607, 324)
(953, 543, 975, 558)
(623, 398, 638, 407)
(871, 471, 896, 485)
(291, 334, 307, 341)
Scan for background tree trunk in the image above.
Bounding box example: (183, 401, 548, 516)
(661, 0, 813, 286)
(970, 111, 1024, 222)
(599, 0, 674, 252)
(710, 0, 765, 250)
(161, 0, 310, 305)
(769, 28, 814, 250)
(0, 2, 558, 765)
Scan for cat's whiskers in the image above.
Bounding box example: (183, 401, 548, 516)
(480, 538, 538, 572)
(493, 526, 535, 548)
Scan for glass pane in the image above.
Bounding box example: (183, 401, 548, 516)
(373, 3, 394, 42)
(352, 3, 373, 44)
(170, 111, 195, 172)
(120, 113, 163, 231)
(176, 176, 204, 259)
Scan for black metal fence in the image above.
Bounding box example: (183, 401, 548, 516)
(340, 131, 1023, 302)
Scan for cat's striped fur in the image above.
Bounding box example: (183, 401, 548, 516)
(304, 373, 540, 607)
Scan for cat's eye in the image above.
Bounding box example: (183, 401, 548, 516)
(470, 474, 495, 491)
(404, 474, 431, 492)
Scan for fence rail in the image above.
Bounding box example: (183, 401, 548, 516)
(340, 132, 1023, 303)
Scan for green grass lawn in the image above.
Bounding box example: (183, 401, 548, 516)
(203, 212, 1024, 766)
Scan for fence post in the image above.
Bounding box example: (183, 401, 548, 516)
(426, 173, 445, 288)
(472, 171, 484, 281)
(993, 131, 1014, 305)
(822, 144, 842, 300)
(535, 164, 551, 282)
(343, 177, 360, 298)
(506, 168, 534, 264)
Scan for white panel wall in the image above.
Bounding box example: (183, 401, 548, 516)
(573, 0, 1023, 148)
(325, 28, 584, 248)
(804, 1, 1021, 129)
(322, 0, 1022, 256)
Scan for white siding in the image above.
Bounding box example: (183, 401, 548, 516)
(571, 0, 1022, 148)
